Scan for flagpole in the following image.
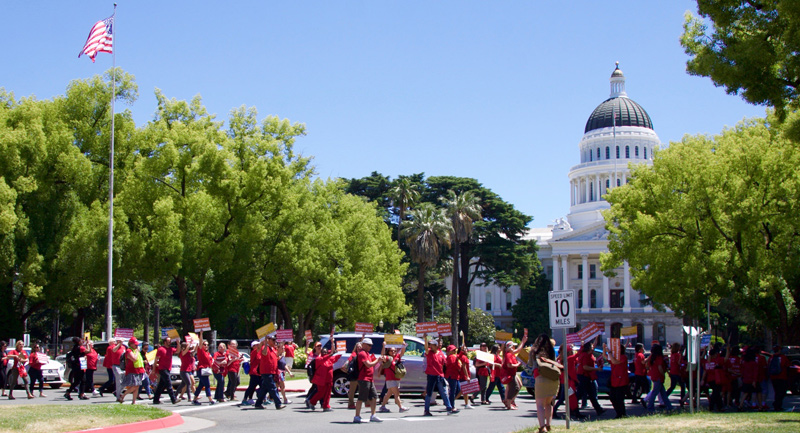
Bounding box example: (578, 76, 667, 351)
(106, 3, 117, 341)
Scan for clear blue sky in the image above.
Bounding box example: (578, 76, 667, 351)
(5, 1, 765, 228)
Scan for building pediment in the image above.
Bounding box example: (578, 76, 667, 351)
(551, 220, 608, 243)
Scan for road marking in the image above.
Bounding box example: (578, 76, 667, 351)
(171, 392, 306, 414)
(402, 417, 444, 422)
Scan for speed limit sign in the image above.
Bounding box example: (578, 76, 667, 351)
(549, 290, 576, 329)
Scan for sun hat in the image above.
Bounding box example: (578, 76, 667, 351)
(362, 338, 373, 346)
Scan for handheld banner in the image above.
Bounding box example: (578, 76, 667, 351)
(335, 340, 347, 353)
(79, 357, 87, 370)
(145, 349, 157, 364)
(494, 331, 513, 344)
(256, 323, 276, 340)
(187, 332, 199, 345)
(384, 334, 404, 348)
(566, 332, 580, 346)
(460, 378, 480, 394)
(165, 328, 180, 339)
(609, 338, 621, 361)
(193, 318, 211, 332)
(355, 322, 374, 335)
(474, 350, 495, 364)
(84, 331, 91, 342)
(304, 330, 313, 343)
(437, 323, 452, 337)
(620, 325, 638, 339)
(415, 322, 438, 337)
(114, 328, 134, 340)
(276, 329, 293, 342)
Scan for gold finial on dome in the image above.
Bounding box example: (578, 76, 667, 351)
(611, 61, 623, 77)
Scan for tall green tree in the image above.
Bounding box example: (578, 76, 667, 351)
(440, 189, 481, 340)
(681, 0, 800, 141)
(389, 177, 421, 242)
(402, 203, 452, 323)
(602, 114, 800, 343)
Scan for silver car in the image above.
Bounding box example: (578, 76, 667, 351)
(318, 333, 475, 398)
(5, 348, 66, 389)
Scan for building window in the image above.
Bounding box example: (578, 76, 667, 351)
(506, 291, 513, 311)
(578, 290, 583, 308)
(577, 264, 583, 279)
(617, 179, 621, 187)
(606, 179, 610, 191)
(610, 289, 624, 308)
(605, 147, 610, 159)
(635, 146, 639, 158)
(644, 147, 648, 159)
(616, 146, 620, 158)
(589, 150, 592, 161)
(611, 323, 622, 338)
(590, 289, 597, 308)
(546, 266, 552, 278)
(625, 145, 630, 158)
(597, 148, 601, 160)
(485, 291, 492, 311)
(589, 264, 596, 279)
(590, 183, 593, 201)
(636, 323, 645, 343)
(654, 323, 666, 346)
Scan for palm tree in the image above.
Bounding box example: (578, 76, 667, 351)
(389, 178, 420, 243)
(441, 190, 481, 341)
(401, 203, 451, 323)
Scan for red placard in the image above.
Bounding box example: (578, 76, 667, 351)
(437, 323, 452, 337)
(566, 332, 580, 346)
(193, 318, 211, 332)
(114, 328, 134, 339)
(304, 330, 313, 343)
(355, 322, 374, 334)
(415, 322, 438, 336)
(460, 378, 480, 394)
(336, 340, 347, 352)
(276, 329, 293, 342)
(609, 338, 621, 360)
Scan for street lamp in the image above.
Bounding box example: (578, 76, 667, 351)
(428, 293, 435, 322)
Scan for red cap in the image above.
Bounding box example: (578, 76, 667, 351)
(446, 344, 456, 352)
(129, 337, 139, 347)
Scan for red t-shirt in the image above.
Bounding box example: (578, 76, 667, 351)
(756, 354, 768, 382)
(180, 351, 195, 372)
(227, 349, 242, 373)
(425, 349, 446, 377)
(259, 345, 278, 375)
(492, 354, 505, 382)
(196, 348, 212, 369)
(458, 353, 470, 381)
(610, 354, 629, 387)
(156, 346, 175, 371)
(648, 356, 665, 382)
(726, 356, 741, 377)
(503, 351, 518, 379)
(475, 353, 490, 377)
(445, 354, 460, 380)
(704, 359, 718, 384)
(250, 349, 261, 375)
(634, 352, 646, 376)
(383, 353, 403, 381)
(28, 352, 43, 370)
(85, 349, 98, 370)
(669, 353, 681, 376)
(7, 349, 27, 373)
(741, 360, 758, 384)
(578, 352, 598, 380)
(104, 345, 124, 367)
(311, 353, 342, 386)
(562, 353, 579, 385)
(212, 350, 228, 374)
(357, 350, 376, 382)
(714, 354, 730, 385)
(283, 344, 296, 358)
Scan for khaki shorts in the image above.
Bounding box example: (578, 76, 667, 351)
(358, 380, 378, 402)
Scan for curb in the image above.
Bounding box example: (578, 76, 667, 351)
(67, 413, 184, 433)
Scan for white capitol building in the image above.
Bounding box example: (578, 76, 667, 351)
(470, 63, 683, 346)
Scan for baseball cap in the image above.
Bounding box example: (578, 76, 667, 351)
(446, 345, 456, 352)
(362, 338, 373, 346)
(129, 337, 139, 347)
(251, 341, 260, 347)
(506, 341, 516, 348)
(429, 339, 439, 346)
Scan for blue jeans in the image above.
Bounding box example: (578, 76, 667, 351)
(425, 375, 452, 412)
(447, 378, 461, 406)
(647, 380, 672, 410)
(140, 374, 153, 396)
(194, 372, 211, 398)
(255, 374, 281, 408)
(485, 377, 506, 402)
(213, 373, 225, 401)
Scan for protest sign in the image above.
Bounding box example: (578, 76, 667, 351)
(186, 332, 199, 345)
(566, 332, 580, 346)
(609, 338, 621, 360)
(193, 318, 211, 332)
(256, 323, 276, 340)
(495, 331, 513, 344)
(276, 329, 293, 342)
(620, 325, 638, 339)
(437, 323, 452, 337)
(304, 330, 313, 343)
(145, 349, 157, 364)
(460, 378, 480, 394)
(415, 322, 438, 337)
(335, 340, 347, 353)
(114, 328, 134, 340)
(384, 334, 404, 348)
(355, 322, 374, 335)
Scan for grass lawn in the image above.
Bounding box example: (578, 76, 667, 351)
(517, 411, 800, 433)
(0, 404, 171, 433)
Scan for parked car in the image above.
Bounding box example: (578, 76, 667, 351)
(5, 348, 66, 389)
(318, 333, 475, 398)
(58, 341, 183, 390)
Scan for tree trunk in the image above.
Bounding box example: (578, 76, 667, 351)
(143, 299, 150, 345)
(451, 246, 459, 341)
(277, 300, 291, 331)
(773, 289, 789, 345)
(417, 264, 426, 323)
(176, 276, 190, 331)
(458, 244, 471, 343)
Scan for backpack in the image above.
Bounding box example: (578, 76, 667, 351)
(120, 350, 127, 371)
(347, 356, 360, 381)
(306, 358, 316, 381)
(393, 359, 407, 379)
(768, 355, 782, 376)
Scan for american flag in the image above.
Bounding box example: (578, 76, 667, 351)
(79, 15, 114, 62)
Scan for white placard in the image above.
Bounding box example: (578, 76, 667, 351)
(549, 290, 576, 329)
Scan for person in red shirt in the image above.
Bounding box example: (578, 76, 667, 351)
(177, 341, 197, 401)
(83, 341, 99, 397)
(307, 333, 342, 412)
(553, 344, 583, 420)
(5, 340, 33, 400)
(378, 341, 409, 413)
(98, 338, 121, 397)
(725, 346, 742, 408)
(739, 347, 759, 410)
(192, 340, 215, 406)
(27, 343, 46, 398)
(346, 342, 363, 409)
(117, 338, 147, 404)
(755, 345, 769, 411)
(576, 341, 605, 416)
(0, 341, 8, 397)
(770, 345, 790, 411)
(254, 335, 286, 409)
(152, 337, 177, 405)
(242, 340, 262, 405)
(474, 342, 491, 404)
(665, 343, 685, 405)
(702, 347, 722, 411)
(444, 344, 462, 410)
(282, 341, 298, 370)
(354, 337, 383, 423)
(484, 345, 506, 406)
(423, 336, 458, 416)
(603, 342, 628, 419)
(456, 346, 472, 409)
(211, 342, 228, 402)
(631, 343, 649, 404)
(502, 331, 528, 410)
(645, 344, 672, 411)
(225, 340, 244, 401)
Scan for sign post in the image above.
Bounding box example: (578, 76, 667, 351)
(549, 290, 575, 429)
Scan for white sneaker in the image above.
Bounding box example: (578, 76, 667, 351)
(399, 406, 410, 412)
(370, 415, 383, 423)
(353, 416, 362, 424)
(378, 405, 391, 413)
(464, 404, 474, 409)
(284, 399, 292, 404)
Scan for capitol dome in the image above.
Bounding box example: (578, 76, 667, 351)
(584, 62, 653, 133)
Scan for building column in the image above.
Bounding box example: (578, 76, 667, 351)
(561, 255, 569, 293)
(584, 176, 589, 204)
(552, 255, 560, 291)
(623, 261, 631, 312)
(581, 254, 589, 312)
(602, 274, 610, 312)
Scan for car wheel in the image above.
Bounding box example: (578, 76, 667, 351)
(332, 373, 350, 398)
(49, 384, 62, 389)
(526, 387, 535, 398)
